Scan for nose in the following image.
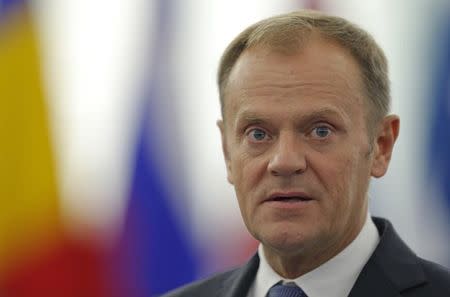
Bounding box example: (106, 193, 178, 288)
(267, 132, 307, 177)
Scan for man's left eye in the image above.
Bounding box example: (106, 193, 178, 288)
(312, 126, 331, 138)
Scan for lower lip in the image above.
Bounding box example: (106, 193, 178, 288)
(263, 200, 313, 209)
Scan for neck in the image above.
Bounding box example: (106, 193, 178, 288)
(263, 209, 368, 279)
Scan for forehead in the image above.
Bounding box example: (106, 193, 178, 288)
(223, 37, 366, 124)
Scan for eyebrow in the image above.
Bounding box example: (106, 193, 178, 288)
(235, 107, 349, 127)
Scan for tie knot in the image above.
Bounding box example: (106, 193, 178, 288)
(267, 283, 307, 297)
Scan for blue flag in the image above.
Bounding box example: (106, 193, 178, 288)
(112, 0, 198, 295)
(428, 19, 450, 217)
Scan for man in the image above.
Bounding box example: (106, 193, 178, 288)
(163, 10, 450, 297)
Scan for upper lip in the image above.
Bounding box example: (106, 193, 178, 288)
(265, 191, 314, 202)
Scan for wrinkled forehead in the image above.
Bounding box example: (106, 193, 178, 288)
(223, 38, 366, 120)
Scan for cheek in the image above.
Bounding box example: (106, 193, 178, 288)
(311, 152, 358, 214)
(314, 152, 350, 192)
(233, 152, 266, 187)
(232, 154, 267, 209)
(325, 152, 370, 217)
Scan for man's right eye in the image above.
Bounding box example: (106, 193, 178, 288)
(247, 128, 268, 141)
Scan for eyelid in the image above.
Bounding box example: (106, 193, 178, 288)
(309, 121, 335, 130)
(246, 127, 266, 135)
(244, 124, 268, 134)
(312, 126, 331, 133)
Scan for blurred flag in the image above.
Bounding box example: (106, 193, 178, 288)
(428, 18, 450, 220)
(111, 0, 198, 296)
(0, 0, 61, 285)
(0, 1, 108, 296)
(112, 104, 198, 296)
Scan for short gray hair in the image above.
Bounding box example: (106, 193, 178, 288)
(217, 10, 390, 127)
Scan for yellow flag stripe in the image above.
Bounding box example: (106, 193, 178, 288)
(0, 6, 60, 273)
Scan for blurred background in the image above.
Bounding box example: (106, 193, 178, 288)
(1, 0, 449, 296)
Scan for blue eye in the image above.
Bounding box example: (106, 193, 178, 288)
(313, 126, 330, 138)
(248, 128, 267, 141)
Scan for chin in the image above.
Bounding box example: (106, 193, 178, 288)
(256, 224, 313, 255)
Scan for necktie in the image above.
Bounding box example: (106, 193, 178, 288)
(267, 283, 308, 297)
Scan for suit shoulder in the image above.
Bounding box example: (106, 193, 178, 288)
(420, 258, 450, 281)
(160, 268, 239, 297)
(419, 258, 450, 294)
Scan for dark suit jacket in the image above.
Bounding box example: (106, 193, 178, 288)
(162, 218, 450, 297)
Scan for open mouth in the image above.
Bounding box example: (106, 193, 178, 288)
(267, 195, 313, 203)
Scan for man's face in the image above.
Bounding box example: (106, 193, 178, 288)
(219, 37, 396, 260)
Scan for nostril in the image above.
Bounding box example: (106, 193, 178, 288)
(295, 167, 305, 174)
(269, 166, 306, 176)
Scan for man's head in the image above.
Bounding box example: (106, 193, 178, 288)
(218, 10, 390, 133)
(217, 10, 399, 277)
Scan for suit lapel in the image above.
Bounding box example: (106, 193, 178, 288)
(348, 259, 402, 297)
(349, 218, 426, 297)
(219, 254, 260, 297)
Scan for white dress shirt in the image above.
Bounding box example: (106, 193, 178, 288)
(247, 214, 380, 297)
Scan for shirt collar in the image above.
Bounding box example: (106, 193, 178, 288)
(251, 214, 380, 297)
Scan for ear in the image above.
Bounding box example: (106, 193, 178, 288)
(370, 115, 400, 178)
(217, 119, 234, 185)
